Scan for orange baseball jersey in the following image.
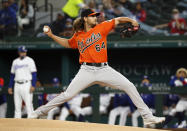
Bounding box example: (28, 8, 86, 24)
(68, 19, 115, 63)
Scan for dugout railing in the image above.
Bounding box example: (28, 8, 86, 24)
(1, 86, 187, 128)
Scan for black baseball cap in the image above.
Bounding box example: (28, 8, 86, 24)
(81, 9, 100, 18)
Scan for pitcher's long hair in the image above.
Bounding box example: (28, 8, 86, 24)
(73, 17, 85, 33)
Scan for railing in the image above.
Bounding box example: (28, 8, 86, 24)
(33, 3, 53, 28)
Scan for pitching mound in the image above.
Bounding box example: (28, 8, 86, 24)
(0, 118, 170, 131)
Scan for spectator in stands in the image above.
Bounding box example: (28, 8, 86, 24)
(95, 4, 105, 23)
(108, 0, 166, 35)
(51, 13, 66, 36)
(111, 0, 134, 19)
(8, 0, 18, 12)
(60, 18, 73, 37)
(181, 9, 187, 19)
(62, 0, 88, 20)
(0, 77, 7, 118)
(17, 0, 34, 31)
(134, 2, 146, 22)
(0, 0, 17, 40)
(102, 0, 112, 9)
(154, 9, 187, 35)
(117, 0, 133, 11)
(88, 0, 96, 10)
(101, 0, 117, 19)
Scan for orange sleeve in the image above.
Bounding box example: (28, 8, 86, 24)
(100, 19, 115, 35)
(68, 33, 78, 49)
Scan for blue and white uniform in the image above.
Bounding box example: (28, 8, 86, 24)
(9, 46, 37, 118)
(169, 75, 187, 113)
(0, 77, 7, 118)
(59, 93, 92, 121)
(108, 93, 134, 126)
(164, 94, 179, 116)
(99, 93, 114, 114)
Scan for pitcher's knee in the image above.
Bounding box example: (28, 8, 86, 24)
(128, 82, 136, 88)
(121, 82, 135, 90)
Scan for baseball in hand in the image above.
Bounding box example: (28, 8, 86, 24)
(43, 26, 49, 33)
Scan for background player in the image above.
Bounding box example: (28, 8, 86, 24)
(8, 46, 37, 118)
(163, 94, 179, 128)
(29, 9, 165, 126)
(108, 93, 133, 126)
(59, 93, 92, 121)
(0, 77, 7, 118)
(164, 68, 187, 128)
(99, 93, 114, 115)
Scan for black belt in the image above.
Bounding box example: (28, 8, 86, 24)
(15, 80, 28, 84)
(82, 62, 108, 67)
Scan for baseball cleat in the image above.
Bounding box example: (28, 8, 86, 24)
(178, 121, 187, 128)
(28, 112, 39, 119)
(143, 116, 165, 126)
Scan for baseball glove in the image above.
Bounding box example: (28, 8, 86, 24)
(120, 22, 140, 38)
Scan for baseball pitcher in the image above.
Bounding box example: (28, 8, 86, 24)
(29, 9, 165, 126)
(8, 46, 37, 118)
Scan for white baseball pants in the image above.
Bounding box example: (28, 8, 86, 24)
(175, 99, 187, 112)
(71, 105, 92, 117)
(100, 105, 107, 114)
(35, 65, 152, 119)
(59, 107, 69, 120)
(0, 103, 7, 118)
(14, 81, 34, 118)
(59, 106, 92, 120)
(132, 109, 140, 127)
(108, 106, 130, 125)
(47, 107, 60, 120)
